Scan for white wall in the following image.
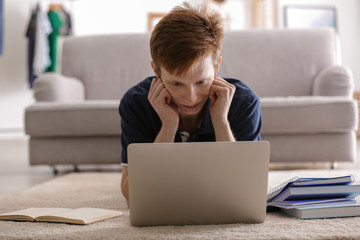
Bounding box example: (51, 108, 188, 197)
(0, 0, 34, 133)
(72, 0, 249, 35)
(72, 0, 187, 35)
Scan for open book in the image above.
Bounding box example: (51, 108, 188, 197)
(0, 207, 123, 225)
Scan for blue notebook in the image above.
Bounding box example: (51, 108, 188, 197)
(267, 175, 354, 202)
(268, 198, 356, 209)
(272, 184, 360, 201)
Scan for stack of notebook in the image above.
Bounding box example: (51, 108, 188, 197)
(267, 175, 360, 219)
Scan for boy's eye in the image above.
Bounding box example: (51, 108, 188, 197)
(197, 80, 208, 85)
(173, 82, 182, 86)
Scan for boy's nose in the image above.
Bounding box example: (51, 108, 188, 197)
(186, 86, 198, 104)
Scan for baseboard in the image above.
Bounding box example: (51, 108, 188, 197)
(0, 128, 26, 139)
(0, 127, 24, 133)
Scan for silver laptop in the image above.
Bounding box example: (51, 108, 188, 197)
(128, 141, 270, 226)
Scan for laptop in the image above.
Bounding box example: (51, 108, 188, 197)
(127, 141, 270, 226)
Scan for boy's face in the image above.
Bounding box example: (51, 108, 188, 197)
(158, 56, 219, 118)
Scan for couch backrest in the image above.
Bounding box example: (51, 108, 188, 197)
(61, 33, 154, 100)
(219, 29, 338, 97)
(61, 29, 338, 99)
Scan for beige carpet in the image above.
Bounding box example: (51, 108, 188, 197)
(1, 169, 360, 240)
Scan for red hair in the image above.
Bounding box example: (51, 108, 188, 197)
(150, 2, 224, 76)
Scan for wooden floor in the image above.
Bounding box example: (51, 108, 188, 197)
(0, 134, 359, 198)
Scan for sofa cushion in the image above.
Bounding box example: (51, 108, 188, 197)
(26, 97, 357, 137)
(25, 100, 121, 137)
(261, 96, 358, 134)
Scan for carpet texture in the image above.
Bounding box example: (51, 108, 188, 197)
(1, 169, 360, 240)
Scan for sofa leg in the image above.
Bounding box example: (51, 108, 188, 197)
(331, 162, 338, 169)
(51, 165, 59, 175)
(73, 165, 79, 172)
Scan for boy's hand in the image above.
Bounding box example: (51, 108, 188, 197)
(148, 78, 179, 129)
(209, 76, 236, 123)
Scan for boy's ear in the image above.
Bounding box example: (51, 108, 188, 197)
(151, 61, 160, 79)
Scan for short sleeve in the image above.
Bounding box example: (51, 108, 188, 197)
(119, 78, 161, 165)
(228, 80, 262, 141)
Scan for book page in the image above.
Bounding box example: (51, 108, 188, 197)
(0, 208, 71, 221)
(35, 208, 123, 224)
(267, 176, 299, 201)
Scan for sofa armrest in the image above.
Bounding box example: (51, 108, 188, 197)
(33, 73, 85, 102)
(312, 66, 354, 98)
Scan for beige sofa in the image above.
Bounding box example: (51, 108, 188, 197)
(25, 29, 358, 169)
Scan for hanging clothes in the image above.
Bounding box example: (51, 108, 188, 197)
(25, 4, 52, 88)
(25, 4, 39, 88)
(59, 8, 73, 35)
(34, 5, 52, 75)
(25, 3, 73, 87)
(46, 4, 72, 73)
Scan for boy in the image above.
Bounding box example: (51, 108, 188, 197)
(119, 2, 262, 206)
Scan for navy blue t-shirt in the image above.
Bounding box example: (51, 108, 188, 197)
(119, 76, 262, 165)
